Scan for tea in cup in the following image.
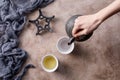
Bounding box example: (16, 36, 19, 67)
(41, 54, 58, 72)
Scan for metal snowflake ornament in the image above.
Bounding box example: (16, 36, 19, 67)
(29, 9, 55, 35)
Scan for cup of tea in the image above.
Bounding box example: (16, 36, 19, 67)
(41, 54, 59, 72)
(56, 36, 75, 54)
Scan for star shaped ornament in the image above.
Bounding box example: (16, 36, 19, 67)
(29, 9, 55, 35)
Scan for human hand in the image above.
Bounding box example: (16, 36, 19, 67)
(72, 14, 102, 38)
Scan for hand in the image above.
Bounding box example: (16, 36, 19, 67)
(72, 14, 102, 38)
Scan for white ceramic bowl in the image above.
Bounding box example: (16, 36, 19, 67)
(41, 54, 58, 72)
(56, 36, 74, 54)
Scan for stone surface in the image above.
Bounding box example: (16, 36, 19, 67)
(20, 0, 120, 80)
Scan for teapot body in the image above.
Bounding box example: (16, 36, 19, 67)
(65, 15, 93, 42)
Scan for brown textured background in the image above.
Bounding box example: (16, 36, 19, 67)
(20, 0, 120, 80)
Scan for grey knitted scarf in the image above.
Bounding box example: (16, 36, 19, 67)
(0, 0, 54, 80)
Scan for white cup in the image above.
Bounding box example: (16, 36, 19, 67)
(56, 36, 75, 54)
(41, 54, 59, 72)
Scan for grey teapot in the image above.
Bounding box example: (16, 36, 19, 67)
(65, 15, 93, 45)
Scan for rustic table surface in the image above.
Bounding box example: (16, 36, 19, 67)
(20, 0, 120, 80)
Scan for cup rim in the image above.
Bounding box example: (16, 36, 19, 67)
(41, 54, 59, 72)
(56, 36, 74, 54)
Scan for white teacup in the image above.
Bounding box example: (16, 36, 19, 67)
(56, 36, 74, 54)
(41, 54, 58, 72)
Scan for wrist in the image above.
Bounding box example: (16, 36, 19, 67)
(93, 12, 104, 25)
(96, 11, 106, 22)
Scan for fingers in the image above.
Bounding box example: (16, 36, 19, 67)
(72, 25, 87, 38)
(72, 18, 81, 37)
(72, 17, 88, 38)
(72, 25, 80, 37)
(74, 29, 87, 37)
(72, 21, 88, 37)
